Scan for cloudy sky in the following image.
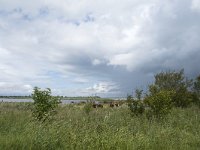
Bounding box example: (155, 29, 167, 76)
(0, 0, 200, 97)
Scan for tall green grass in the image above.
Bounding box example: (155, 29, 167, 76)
(0, 102, 200, 150)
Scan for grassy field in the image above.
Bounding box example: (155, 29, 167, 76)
(0, 102, 200, 150)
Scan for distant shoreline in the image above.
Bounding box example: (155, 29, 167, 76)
(0, 96, 119, 101)
(0, 98, 124, 104)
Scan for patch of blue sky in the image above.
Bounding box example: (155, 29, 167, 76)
(0, 7, 23, 16)
(83, 13, 95, 23)
(65, 19, 80, 26)
(58, 17, 80, 26)
(0, 7, 32, 22)
(22, 14, 33, 21)
(22, 7, 49, 21)
(57, 12, 95, 26)
(39, 6, 49, 17)
(0, 9, 11, 16)
(0, 6, 50, 22)
(53, 14, 75, 24)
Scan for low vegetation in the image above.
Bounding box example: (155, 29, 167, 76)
(0, 103, 200, 150)
(0, 69, 200, 149)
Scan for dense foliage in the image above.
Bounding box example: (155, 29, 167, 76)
(127, 89, 145, 116)
(193, 75, 200, 107)
(128, 70, 200, 118)
(144, 90, 175, 118)
(32, 87, 61, 121)
(153, 69, 193, 107)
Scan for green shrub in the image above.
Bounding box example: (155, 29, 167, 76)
(32, 87, 61, 122)
(144, 90, 175, 119)
(135, 89, 143, 100)
(172, 87, 193, 108)
(129, 100, 145, 116)
(127, 89, 145, 116)
(151, 69, 193, 108)
(193, 75, 200, 107)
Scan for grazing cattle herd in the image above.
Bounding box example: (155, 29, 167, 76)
(70, 100, 125, 108)
(91, 101, 122, 108)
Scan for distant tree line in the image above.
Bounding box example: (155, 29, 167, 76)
(0, 95, 102, 100)
(0, 96, 31, 99)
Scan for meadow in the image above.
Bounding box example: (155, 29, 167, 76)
(0, 102, 200, 150)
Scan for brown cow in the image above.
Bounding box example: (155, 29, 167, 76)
(115, 103, 120, 107)
(92, 104, 97, 108)
(110, 102, 115, 108)
(92, 103, 103, 108)
(97, 104, 103, 108)
(109, 102, 121, 107)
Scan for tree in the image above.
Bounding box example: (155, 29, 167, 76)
(151, 69, 193, 107)
(135, 89, 143, 100)
(193, 75, 200, 107)
(127, 89, 145, 116)
(144, 90, 175, 119)
(32, 87, 61, 122)
(154, 69, 192, 91)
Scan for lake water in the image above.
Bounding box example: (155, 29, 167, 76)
(0, 98, 88, 104)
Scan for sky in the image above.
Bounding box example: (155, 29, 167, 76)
(0, 0, 200, 97)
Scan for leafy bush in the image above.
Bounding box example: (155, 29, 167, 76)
(193, 75, 200, 107)
(135, 89, 143, 100)
(144, 90, 175, 119)
(32, 87, 61, 122)
(129, 100, 145, 116)
(172, 87, 193, 108)
(151, 69, 193, 108)
(127, 89, 145, 116)
(128, 70, 196, 119)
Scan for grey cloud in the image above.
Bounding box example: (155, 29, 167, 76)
(0, 82, 32, 95)
(0, 0, 200, 96)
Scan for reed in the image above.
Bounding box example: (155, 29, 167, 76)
(0, 102, 200, 150)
